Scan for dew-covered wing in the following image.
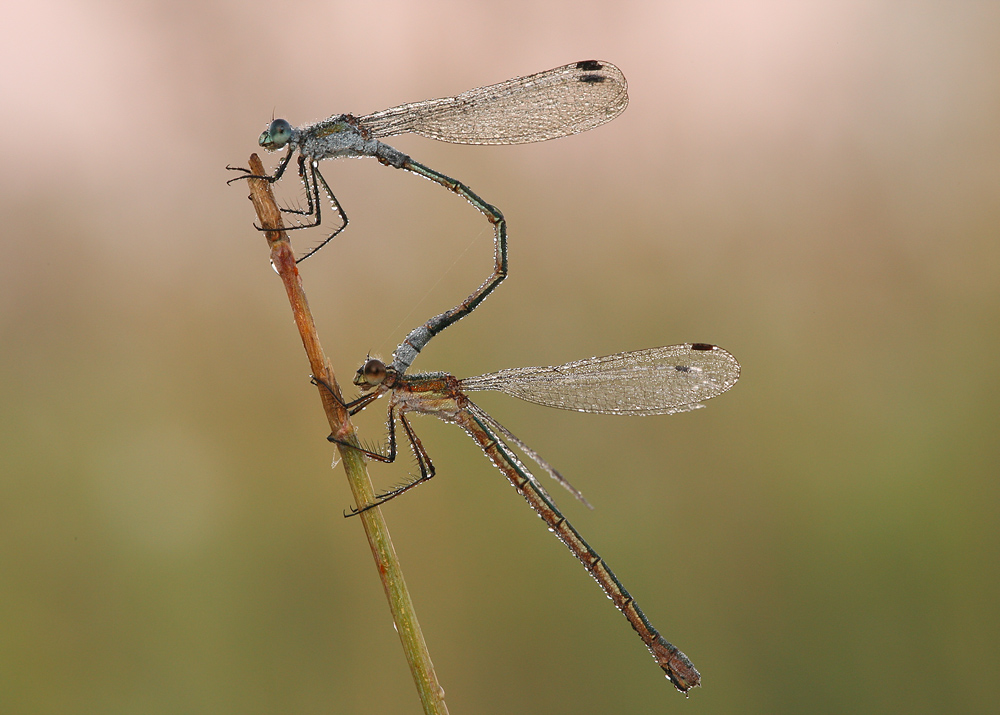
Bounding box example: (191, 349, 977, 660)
(358, 60, 628, 145)
(460, 344, 740, 415)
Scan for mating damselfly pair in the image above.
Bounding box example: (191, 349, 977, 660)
(232, 60, 740, 694)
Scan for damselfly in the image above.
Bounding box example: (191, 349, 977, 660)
(231, 60, 627, 374)
(318, 343, 740, 692)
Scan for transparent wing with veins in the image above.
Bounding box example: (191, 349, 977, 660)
(459, 344, 740, 415)
(357, 60, 628, 145)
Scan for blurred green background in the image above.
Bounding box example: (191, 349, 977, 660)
(2, 1, 998, 713)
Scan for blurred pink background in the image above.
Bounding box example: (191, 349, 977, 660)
(2, 1, 998, 713)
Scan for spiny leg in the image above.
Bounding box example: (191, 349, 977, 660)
(312, 376, 425, 506)
(311, 377, 387, 460)
(227, 151, 347, 263)
(315, 383, 401, 515)
(313, 376, 440, 513)
(263, 160, 335, 233)
(345, 411, 439, 516)
(325, 401, 398, 467)
(225, 146, 295, 184)
(275, 154, 320, 218)
(263, 159, 350, 265)
(292, 162, 349, 263)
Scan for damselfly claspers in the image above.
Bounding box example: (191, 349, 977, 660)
(231, 60, 627, 374)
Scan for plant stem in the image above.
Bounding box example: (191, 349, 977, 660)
(243, 154, 449, 714)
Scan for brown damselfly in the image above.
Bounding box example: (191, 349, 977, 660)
(318, 343, 740, 692)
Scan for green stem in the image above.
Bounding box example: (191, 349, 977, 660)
(243, 154, 449, 715)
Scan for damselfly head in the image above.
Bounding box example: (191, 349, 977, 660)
(258, 118, 293, 150)
(355, 358, 388, 389)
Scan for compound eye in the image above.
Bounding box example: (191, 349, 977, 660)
(362, 359, 387, 386)
(259, 118, 292, 150)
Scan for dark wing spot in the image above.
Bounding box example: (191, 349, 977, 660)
(576, 60, 604, 71)
(578, 74, 605, 84)
(691, 343, 715, 351)
(675, 365, 693, 372)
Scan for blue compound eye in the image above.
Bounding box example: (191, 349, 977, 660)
(259, 119, 292, 150)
